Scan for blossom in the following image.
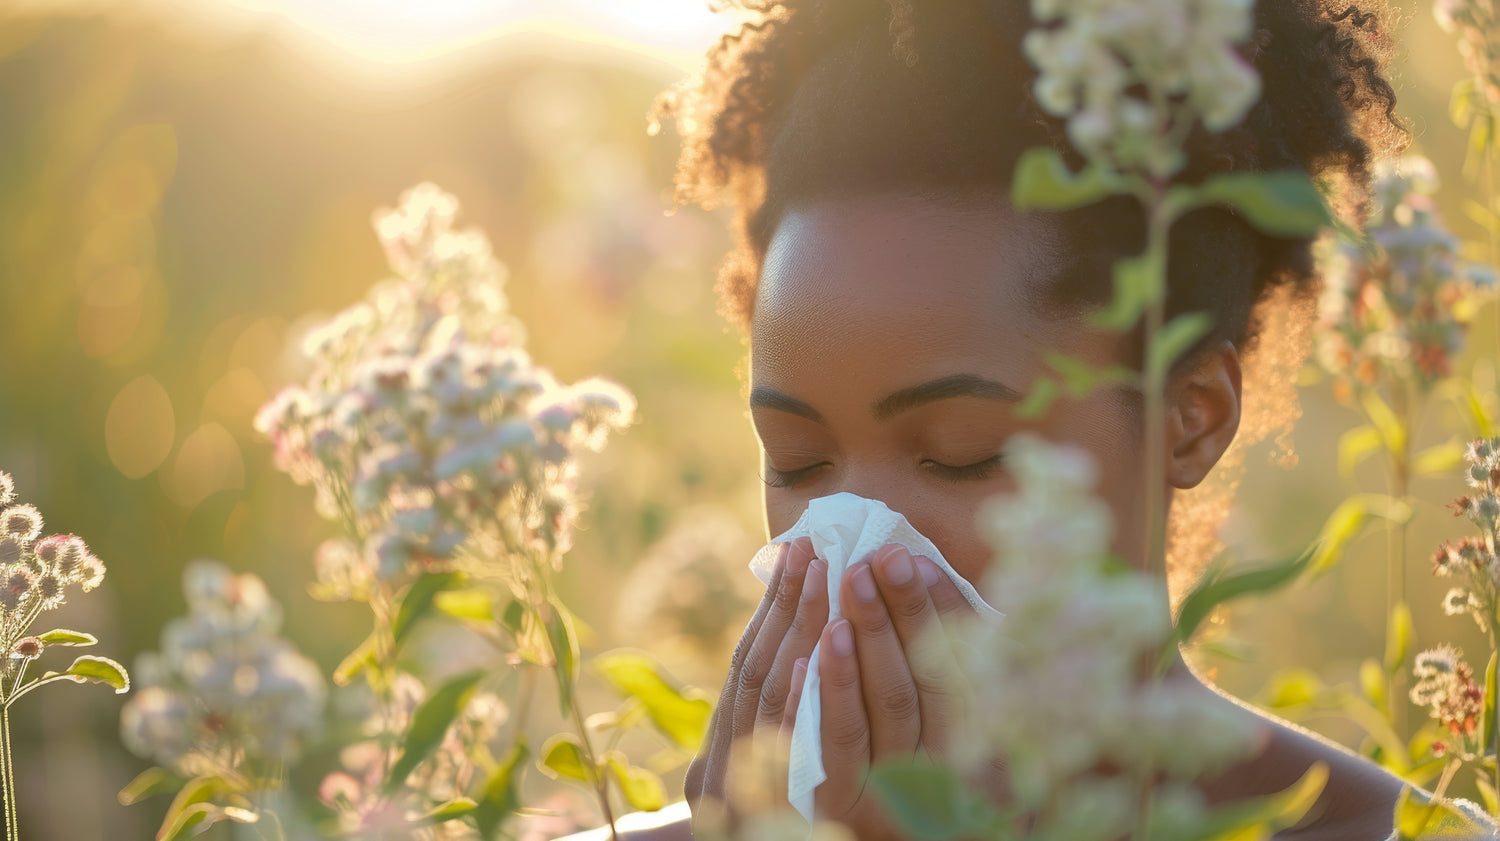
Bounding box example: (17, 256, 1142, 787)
(1428, 437, 1500, 631)
(0, 483, 106, 623)
(0, 473, 13, 508)
(1412, 646, 1485, 760)
(120, 560, 325, 773)
(255, 184, 635, 587)
(1025, 0, 1261, 178)
(1, 504, 42, 543)
(1315, 158, 1497, 398)
(946, 434, 1257, 832)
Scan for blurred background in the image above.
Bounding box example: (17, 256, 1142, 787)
(0, 0, 1494, 836)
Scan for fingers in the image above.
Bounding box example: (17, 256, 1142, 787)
(780, 656, 809, 739)
(688, 539, 801, 807)
(816, 618, 870, 821)
(841, 559, 922, 760)
(732, 538, 817, 740)
(757, 558, 829, 730)
(872, 547, 966, 758)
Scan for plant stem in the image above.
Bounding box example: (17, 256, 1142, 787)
(568, 694, 620, 841)
(2, 703, 17, 841)
(1142, 193, 1171, 582)
(1387, 380, 1413, 741)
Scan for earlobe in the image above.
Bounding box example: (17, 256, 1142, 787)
(1165, 341, 1243, 490)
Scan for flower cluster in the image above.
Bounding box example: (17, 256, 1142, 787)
(1428, 437, 1500, 634)
(1411, 645, 1486, 761)
(951, 435, 1257, 837)
(0, 471, 107, 667)
(1435, 0, 1500, 144)
(1024, 0, 1261, 177)
(120, 561, 325, 774)
(319, 672, 509, 839)
(1315, 157, 1498, 397)
(255, 183, 636, 588)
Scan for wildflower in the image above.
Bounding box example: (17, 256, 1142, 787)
(12, 638, 41, 660)
(1025, 0, 1260, 178)
(0, 567, 35, 611)
(0, 538, 21, 567)
(1444, 587, 1479, 616)
(0, 473, 13, 508)
(0, 504, 42, 544)
(120, 560, 325, 772)
(1315, 158, 1497, 397)
(77, 554, 105, 592)
(33, 572, 64, 610)
(947, 435, 1257, 832)
(1412, 646, 1485, 760)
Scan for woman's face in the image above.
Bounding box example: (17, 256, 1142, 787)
(750, 193, 1150, 581)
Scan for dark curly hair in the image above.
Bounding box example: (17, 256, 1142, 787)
(654, 0, 1407, 355)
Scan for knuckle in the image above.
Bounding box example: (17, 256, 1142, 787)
(877, 681, 921, 721)
(827, 715, 869, 755)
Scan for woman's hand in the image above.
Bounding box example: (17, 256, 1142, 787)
(684, 539, 974, 838)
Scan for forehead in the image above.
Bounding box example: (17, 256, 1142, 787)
(750, 194, 1081, 385)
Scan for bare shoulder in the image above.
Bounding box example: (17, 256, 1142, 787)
(552, 802, 695, 841)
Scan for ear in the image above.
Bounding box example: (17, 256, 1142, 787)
(1164, 341, 1242, 490)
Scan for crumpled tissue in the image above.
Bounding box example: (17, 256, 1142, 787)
(748, 492, 1004, 824)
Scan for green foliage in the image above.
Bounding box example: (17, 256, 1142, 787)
(384, 670, 487, 795)
(392, 571, 466, 644)
(43, 654, 130, 693)
(1090, 250, 1164, 331)
(35, 629, 97, 647)
(593, 649, 712, 752)
(868, 762, 1009, 841)
(1010, 147, 1122, 212)
(1384, 602, 1413, 677)
(539, 734, 593, 783)
(473, 742, 529, 837)
(1307, 494, 1413, 575)
(1147, 312, 1214, 378)
(1174, 545, 1315, 644)
(602, 752, 666, 812)
(546, 603, 581, 717)
(1186, 171, 1332, 237)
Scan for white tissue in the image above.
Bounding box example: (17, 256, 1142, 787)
(748, 493, 1004, 824)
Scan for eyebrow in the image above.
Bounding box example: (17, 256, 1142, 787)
(872, 373, 1021, 420)
(751, 373, 1021, 425)
(749, 387, 824, 422)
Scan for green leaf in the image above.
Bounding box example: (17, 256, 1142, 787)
(546, 603, 580, 717)
(1361, 390, 1407, 457)
(433, 588, 496, 624)
(154, 776, 235, 841)
(1384, 601, 1413, 676)
(117, 766, 180, 806)
(1394, 786, 1441, 840)
(1147, 312, 1214, 377)
(1174, 545, 1314, 644)
(593, 650, 714, 752)
(1195, 171, 1333, 237)
(474, 741, 529, 837)
(1477, 775, 1499, 817)
(499, 600, 525, 634)
(1413, 441, 1467, 477)
(1360, 658, 1387, 713)
(868, 762, 1004, 841)
(1044, 353, 1136, 398)
(383, 670, 486, 795)
(1309, 494, 1412, 575)
(418, 798, 478, 825)
(159, 803, 216, 841)
(1010, 147, 1121, 211)
(44, 654, 130, 693)
(603, 751, 667, 812)
(1483, 652, 1497, 754)
(1089, 251, 1163, 331)
(1198, 762, 1328, 840)
(1338, 425, 1383, 479)
(332, 634, 378, 687)
(1015, 377, 1060, 419)
(539, 734, 593, 783)
(393, 572, 464, 644)
(36, 629, 97, 647)
(1259, 668, 1326, 709)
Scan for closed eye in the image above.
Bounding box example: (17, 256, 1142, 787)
(923, 454, 1003, 483)
(762, 462, 830, 489)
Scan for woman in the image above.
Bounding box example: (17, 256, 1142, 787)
(583, 0, 1413, 837)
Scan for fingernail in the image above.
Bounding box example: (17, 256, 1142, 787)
(851, 563, 877, 602)
(916, 557, 941, 587)
(801, 560, 827, 603)
(791, 657, 808, 682)
(831, 620, 853, 657)
(883, 550, 914, 586)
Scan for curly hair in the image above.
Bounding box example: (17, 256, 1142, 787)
(654, 0, 1407, 352)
